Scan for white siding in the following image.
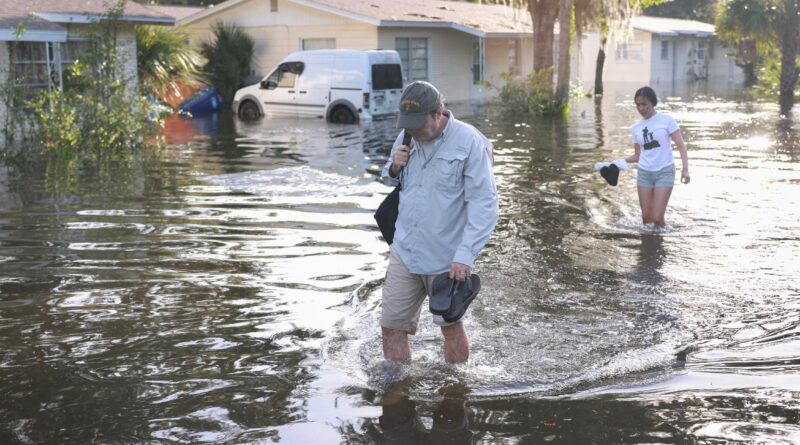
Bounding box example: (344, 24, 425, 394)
(606, 30, 652, 83)
(182, 0, 378, 78)
(570, 31, 602, 91)
(484, 36, 535, 93)
(379, 28, 474, 102)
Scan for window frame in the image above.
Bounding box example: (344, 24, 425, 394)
(395, 37, 429, 82)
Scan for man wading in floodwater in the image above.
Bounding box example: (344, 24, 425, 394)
(379, 81, 499, 363)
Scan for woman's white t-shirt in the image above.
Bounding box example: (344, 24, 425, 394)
(631, 112, 679, 172)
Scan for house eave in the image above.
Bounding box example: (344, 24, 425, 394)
(0, 28, 68, 42)
(380, 20, 484, 37)
(177, 0, 248, 26)
(485, 31, 533, 38)
(34, 12, 175, 26)
(289, 0, 380, 26)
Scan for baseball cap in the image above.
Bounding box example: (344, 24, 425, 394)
(396, 81, 443, 129)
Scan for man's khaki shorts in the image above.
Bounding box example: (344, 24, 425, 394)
(381, 250, 439, 335)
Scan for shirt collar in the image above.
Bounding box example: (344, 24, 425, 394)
(439, 109, 454, 142)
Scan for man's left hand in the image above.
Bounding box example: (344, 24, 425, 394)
(450, 263, 472, 282)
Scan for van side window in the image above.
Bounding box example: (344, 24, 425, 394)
(267, 68, 297, 88)
(372, 64, 403, 90)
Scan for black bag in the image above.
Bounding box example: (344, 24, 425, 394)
(374, 184, 401, 245)
(374, 132, 411, 245)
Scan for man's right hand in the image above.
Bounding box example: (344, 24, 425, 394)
(390, 144, 412, 177)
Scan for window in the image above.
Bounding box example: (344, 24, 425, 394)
(472, 41, 481, 84)
(372, 64, 403, 90)
(696, 39, 706, 61)
(660, 40, 669, 60)
(508, 39, 520, 75)
(301, 38, 335, 51)
(10, 42, 51, 90)
(395, 37, 428, 81)
(59, 40, 93, 87)
(266, 68, 297, 88)
(615, 42, 643, 63)
(270, 0, 278, 12)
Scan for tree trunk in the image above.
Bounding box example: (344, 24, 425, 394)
(594, 35, 606, 96)
(777, 2, 800, 116)
(554, 0, 572, 105)
(528, 0, 559, 72)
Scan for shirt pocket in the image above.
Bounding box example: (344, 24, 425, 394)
(434, 148, 467, 190)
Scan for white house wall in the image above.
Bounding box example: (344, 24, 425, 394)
(572, 30, 653, 88)
(609, 30, 652, 83)
(182, 0, 379, 78)
(378, 27, 474, 102)
(484, 36, 535, 94)
(705, 38, 744, 85)
(571, 31, 602, 92)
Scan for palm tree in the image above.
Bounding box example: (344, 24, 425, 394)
(716, 0, 800, 115)
(200, 22, 255, 106)
(136, 25, 203, 102)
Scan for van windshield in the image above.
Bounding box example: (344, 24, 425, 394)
(371, 64, 403, 90)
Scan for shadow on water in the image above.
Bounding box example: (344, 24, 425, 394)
(1, 95, 800, 444)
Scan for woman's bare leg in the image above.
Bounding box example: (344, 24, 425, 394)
(638, 187, 655, 225)
(651, 187, 673, 227)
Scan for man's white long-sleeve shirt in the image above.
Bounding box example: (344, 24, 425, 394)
(380, 111, 498, 275)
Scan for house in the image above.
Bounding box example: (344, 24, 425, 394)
(0, 0, 174, 135)
(178, 0, 534, 102)
(572, 16, 744, 96)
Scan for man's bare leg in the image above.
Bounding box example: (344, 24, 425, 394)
(382, 327, 411, 362)
(441, 322, 469, 363)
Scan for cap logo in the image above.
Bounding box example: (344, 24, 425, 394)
(401, 99, 421, 113)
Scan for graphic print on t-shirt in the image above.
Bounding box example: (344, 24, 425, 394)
(642, 127, 660, 150)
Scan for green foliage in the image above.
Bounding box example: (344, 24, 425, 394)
(200, 22, 254, 105)
(495, 69, 567, 116)
(715, 0, 800, 112)
(643, 0, 717, 22)
(136, 25, 204, 101)
(1, 0, 162, 167)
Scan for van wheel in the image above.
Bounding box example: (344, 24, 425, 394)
(330, 107, 356, 124)
(238, 101, 260, 120)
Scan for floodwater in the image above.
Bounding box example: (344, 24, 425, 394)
(1, 87, 799, 444)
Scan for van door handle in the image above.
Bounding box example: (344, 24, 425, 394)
(299, 91, 307, 94)
(288, 90, 295, 93)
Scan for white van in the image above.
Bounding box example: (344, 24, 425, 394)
(232, 50, 403, 124)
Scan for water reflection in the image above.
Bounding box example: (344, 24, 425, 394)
(366, 379, 473, 445)
(634, 234, 666, 286)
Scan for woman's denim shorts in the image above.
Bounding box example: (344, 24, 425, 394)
(637, 165, 675, 188)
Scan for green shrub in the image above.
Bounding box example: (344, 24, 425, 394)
(136, 24, 203, 101)
(200, 22, 255, 106)
(495, 68, 567, 117)
(1, 0, 162, 167)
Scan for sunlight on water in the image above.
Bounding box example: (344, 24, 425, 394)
(1, 97, 799, 443)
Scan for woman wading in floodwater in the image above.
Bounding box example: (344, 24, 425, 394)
(625, 86, 690, 227)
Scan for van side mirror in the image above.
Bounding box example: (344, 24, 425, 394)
(261, 80, 277, 89)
